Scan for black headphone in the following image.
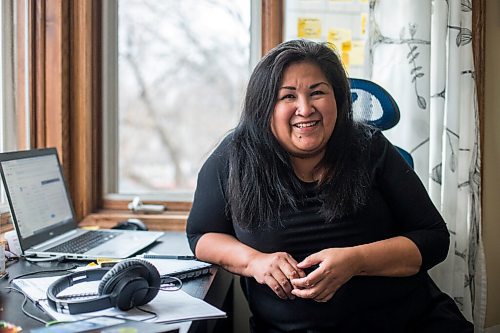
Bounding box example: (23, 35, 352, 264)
(47, 259, 160, 314)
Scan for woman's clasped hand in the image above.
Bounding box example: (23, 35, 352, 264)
(291, 248, 360, 302)
(247, 252, 305, 300)
(246, 248, 361, 303)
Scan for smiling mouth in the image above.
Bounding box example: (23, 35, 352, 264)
(294, 121, 319, 128)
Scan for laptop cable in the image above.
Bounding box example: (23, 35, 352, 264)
(5, 265, 79, 324)
(23, 255, 67, 263)
(8, 265, 78, 284)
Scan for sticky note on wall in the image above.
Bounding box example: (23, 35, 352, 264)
(298, 18, 322, 39)
(327, 28, 352, 51)
(328, 28, 353, 69)
(350, 40, 365, 65)
(361, 13, 368, 35)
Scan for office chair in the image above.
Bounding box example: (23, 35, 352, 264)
(349, 78, 414, 168)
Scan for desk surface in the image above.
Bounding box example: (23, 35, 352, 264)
(0, 232, 233, 333)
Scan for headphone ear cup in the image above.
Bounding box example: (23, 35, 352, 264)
(98, 259, 161, 309)
(133, 259, 161, 304)
(114, 276, 149, 310)
(98, 260, 134, 296)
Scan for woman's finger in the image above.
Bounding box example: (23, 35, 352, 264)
(313, 285, 336, 302)
(273, 269, 295, 299)
(282, 256, 305, 279)
(297, 253, 322, 269)
(291, 285, 320, 299)
(290, 267, 323, 289)
(264, 274, 288, 299)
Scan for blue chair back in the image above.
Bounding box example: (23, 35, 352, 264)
(349, 78, 414, 168)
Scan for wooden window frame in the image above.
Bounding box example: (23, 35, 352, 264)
(16, 0, 101, 221)
(14, 0, 484, 231)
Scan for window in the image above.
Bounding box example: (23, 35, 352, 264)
(104, 0, 257, 201)
(1, 0, 18, 154)
(1, 0, 19, 210)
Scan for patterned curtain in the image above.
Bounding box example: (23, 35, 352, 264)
(368, 0, 486, 330)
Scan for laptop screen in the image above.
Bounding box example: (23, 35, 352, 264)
(0, 148, 77, 250)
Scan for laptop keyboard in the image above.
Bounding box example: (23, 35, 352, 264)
(46, 230, 118, 254)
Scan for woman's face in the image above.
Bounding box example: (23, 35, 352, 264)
(271, 61, 337, 159)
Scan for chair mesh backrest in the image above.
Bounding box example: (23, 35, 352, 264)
(349, 78, 414, 169)
(349, 78, 400, 131)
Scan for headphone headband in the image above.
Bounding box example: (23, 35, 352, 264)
(47, 268, 113, 314)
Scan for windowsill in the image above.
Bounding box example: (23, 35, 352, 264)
(0, 211, 13, 235)
(102, 196, 192, 212)
(104, 191, 195, 203)
(80, 209, 190, 232)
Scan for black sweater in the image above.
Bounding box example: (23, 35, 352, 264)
(187, 131, 472, 332)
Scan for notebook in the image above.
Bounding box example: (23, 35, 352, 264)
(139, 258, 213, 283)
(0, 148, 163, 260)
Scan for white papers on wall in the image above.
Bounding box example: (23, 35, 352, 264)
(284, 0, 370, 78)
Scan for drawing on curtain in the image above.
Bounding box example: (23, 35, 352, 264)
(406, 24, 427, 110)
(371, 21, 429, 111)
(368, 0, 486, 330)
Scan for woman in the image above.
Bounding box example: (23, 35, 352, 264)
(187, 40, 472, 332)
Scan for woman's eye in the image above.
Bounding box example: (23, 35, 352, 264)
(280, 94, 295, 100)
(311, 90, 325, 96)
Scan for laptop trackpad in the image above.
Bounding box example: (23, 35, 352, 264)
(87, 232, 161, 258)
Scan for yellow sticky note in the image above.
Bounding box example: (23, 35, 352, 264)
(342, 40, 352, 52)
(298, 18, 322, 39)
(97, 258, 121, 266)
(327, 28, 352, 52)
(350, 40, 366, 65)
(81, 226, 100, 230)
(361, 13, 368, 35)
(341, 41, 351, 68)
(341, 52, 350, 69)
(328, 29, 353, 70)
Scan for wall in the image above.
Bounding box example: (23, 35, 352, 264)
(233, 276, 251, 333)
(484, 0, 500, 328)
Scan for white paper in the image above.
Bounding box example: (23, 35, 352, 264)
(13, 274, 226, 324)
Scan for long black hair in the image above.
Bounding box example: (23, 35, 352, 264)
(227, 39, 371, 230)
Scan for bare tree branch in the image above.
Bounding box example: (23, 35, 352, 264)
(123, 26, 185, 186)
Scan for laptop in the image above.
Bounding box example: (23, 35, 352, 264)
(0, 148, 164, 260)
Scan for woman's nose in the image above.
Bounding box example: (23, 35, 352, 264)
(295, 99, 316, 116)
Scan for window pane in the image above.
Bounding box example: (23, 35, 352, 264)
(0, 3, 3, 150)
(117, 0, 251, 194)
(1, 0, 19, 205)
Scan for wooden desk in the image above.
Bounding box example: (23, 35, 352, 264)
(0, 232, 233, 333)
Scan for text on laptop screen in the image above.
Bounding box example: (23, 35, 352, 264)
(1, 154, 73, 238)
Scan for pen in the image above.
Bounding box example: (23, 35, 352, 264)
(140, 254, 196, 260)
